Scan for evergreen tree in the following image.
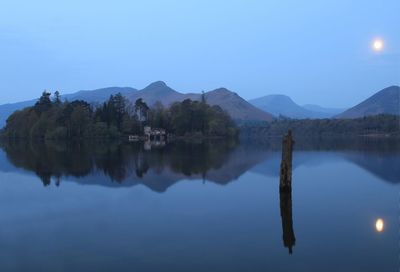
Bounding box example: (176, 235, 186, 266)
(34, 91, 52, 114)
(53, 91, 61, 105)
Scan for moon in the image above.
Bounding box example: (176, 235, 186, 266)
(375, 218, 384, 232)
(372, 39, 384, 52)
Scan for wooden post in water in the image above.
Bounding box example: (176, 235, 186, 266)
(280, 130, 294, 192)
(279, 129, 296, 253)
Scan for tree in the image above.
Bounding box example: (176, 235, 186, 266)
(53, 91, 61, 105)
(34, 91, 52, 114)
(134, 98, 149, 122)
(112, 93, 127, 130)
(148, 101, 165, 128)
(58, 100, 92, 137)
(201, 91, 206, 104)
(70, 105, 90, 137)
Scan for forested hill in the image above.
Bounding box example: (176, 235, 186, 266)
(1, 91, 238, 139)
(240, 114, 399, 138)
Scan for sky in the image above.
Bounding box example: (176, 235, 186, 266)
(0, 0, 399, 107)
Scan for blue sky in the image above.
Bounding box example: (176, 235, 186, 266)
(0, 0, 399, 107)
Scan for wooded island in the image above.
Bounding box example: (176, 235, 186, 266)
(1, 92, 238, 139)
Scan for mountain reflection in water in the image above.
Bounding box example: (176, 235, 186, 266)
(0, 137, 399, 191)
(0, 137, 398, 271)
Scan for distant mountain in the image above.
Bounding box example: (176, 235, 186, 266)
(336, 86, 400, 118)
(127, 81, 198, 106)
(0, 100, 37, 127)
(204, 88, 273, 122)
(65, 86, 137, 103)
(0, 81, 273, 127)
(302, 104, 346, 116)
(127, 82, 273, 122)
(249, 94, 336, 119)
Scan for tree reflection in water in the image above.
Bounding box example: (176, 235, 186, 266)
(1, 137, 399, 191)
(0, 139, 239, 190)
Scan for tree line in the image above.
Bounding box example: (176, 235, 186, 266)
(1, 91, 238, 139)
(240, 114, 400, 138)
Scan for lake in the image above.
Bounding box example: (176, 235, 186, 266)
(0, 138, 398, 272)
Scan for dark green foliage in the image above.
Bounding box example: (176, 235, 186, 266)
(34, 91, 52, 114)
(1, 92, 238, 139)
(53, 91, 61, 105)
(240, 115, 400, 138)
(167, 99, 238, 137)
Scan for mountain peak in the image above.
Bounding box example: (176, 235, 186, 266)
(213, 87, 230, 92)
(141, 81, 178, 96)
(380, 85, 400, 94)
(208, 88, 238, 97)
(127, 81, 183, 107)
(263, 94, 294, 103)
(249, 94, 297, 107)
(204, 88, 273, 121)
(145, 81, 167, 89)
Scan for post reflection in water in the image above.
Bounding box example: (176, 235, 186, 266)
(0, 138, 398, 271)
(280, 191, 296, 254)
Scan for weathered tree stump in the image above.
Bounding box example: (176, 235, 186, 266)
(280, 130, 294, 192)
(279, 130, 296, 254)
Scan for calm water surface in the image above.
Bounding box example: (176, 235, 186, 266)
(0, 138, 398, 272)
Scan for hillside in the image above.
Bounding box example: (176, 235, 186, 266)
(336, 86, 400, 118)
(205, 88, 274, 122)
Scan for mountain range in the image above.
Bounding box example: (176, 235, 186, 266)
(0, 81, 273, 126)
(249, 94, 345, 119)
(126, 81, 274, 122)
(0, 82, 398, 127)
